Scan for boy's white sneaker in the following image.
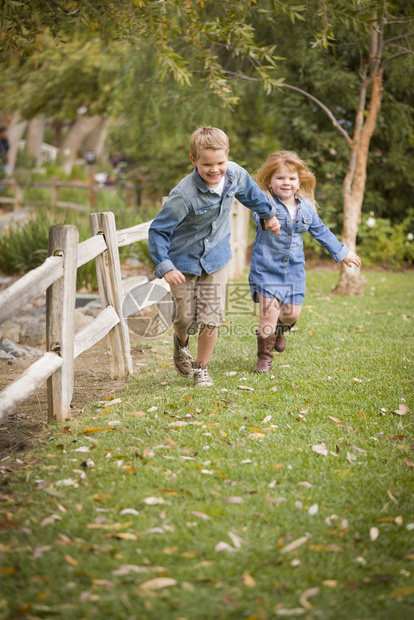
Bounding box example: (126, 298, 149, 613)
(192, 362, 213, 387)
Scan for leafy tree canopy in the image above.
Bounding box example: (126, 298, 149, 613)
(0, 0, 305, 105)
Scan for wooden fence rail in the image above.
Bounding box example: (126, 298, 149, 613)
(0, 178, 119, 211)
(0, 214, 158, 423)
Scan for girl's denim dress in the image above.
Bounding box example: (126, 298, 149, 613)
(249, 195, 349, 306)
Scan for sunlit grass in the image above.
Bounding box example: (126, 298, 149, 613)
(0, 271, 413, 619)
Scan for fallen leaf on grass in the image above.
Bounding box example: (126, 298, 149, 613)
(113, 532, 138, 540)
(387, 489, 398, 504)
(120, 509, 139, 516)
(192, 511, 211, 521)
(181, 550, 199, 558)
(299, 586, 320, 609)
(297, 481, 312, 488)
(323, 580, 338, 588)
(389, 586, 414, 599)
(143, 497, 167, 505)
(393, 404, 410, 416)
(352, 445, 366, 455)
(55, 478, 79, 487)
(312, 443, 328, 456)
(40, 514, 61, 527)
(127, 411, 146, 417)
(220, 398, 238, 406)
(112, 565, 150, 576)
(370, 527, 379, 541)
(308, 544, 342, 552)
(238, 385, 254, 391)
(280, 536, 308, 554)
(138, 577, 177, 591)
(228, 531, 244, 548)
(225, 496, 244, 504)
(87, 522, 132, 530)
(247, 433, 265, 440)
(215, 541, 236, 553)
(308, 504, 318, 516)
(242, 572, 256, 587)
(275, 609, 305, 616)
(404, 457, 414, 468)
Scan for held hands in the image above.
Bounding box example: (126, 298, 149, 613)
(164, 269, 186, 285)
(343, 251, 362, 268)
(264, 216, 281, 235)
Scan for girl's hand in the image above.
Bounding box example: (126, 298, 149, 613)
(264, 216, 281, 235)
(164, 269, 186, 285)
(343, 251, 361, 268)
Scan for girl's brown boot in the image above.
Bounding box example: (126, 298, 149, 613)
(275, 321, 296, 353)
(253, 332, 276, 373)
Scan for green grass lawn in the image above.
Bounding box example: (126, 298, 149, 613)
(1, 270, 413, 620)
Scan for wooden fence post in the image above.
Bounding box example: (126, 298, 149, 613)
(46, 225, 79, 422)
(50, 178, 58, 208)
(89, 212, 133, 378)
(13, 183, 24, 211)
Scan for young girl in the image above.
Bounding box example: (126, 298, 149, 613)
(249, 150, 361, 373)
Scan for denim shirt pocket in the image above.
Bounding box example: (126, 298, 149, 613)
(193, 202, 218, 215)
(295, 214, 311, 232)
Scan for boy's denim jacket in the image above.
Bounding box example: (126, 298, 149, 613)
(148, 161, 276, 278)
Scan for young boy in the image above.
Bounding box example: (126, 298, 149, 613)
(148, 127, 280, 387)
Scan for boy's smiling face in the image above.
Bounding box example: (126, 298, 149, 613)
(190, 148, 228, 188)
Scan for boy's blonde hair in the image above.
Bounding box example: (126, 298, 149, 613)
(256, 150, 317, 208)
(190, 126, 229, 160)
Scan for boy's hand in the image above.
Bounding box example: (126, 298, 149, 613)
(164, 269, 186, 285)
(343, 251, 361, 268)
(264, 216, 281, 235)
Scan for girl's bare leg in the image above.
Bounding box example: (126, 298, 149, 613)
(278, 303, 302, 325)
(258, 294, 281, 337)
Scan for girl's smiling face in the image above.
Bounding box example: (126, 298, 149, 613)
(269, 165, 300, 204)
(190, 148, 228, 188)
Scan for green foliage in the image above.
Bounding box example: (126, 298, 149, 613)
(0, 0, 303, 106)
(1, 271, 413, 619)
(357, 212, 414, 267)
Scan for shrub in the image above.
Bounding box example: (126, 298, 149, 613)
(0, 205, 156, 290)
(357, 211, 414, 267)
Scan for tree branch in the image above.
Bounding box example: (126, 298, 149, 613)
(384, 32, 414, 46)
(45, 0, 78, 16)
(381, 50, 414, 68)
(221, 70, 353, 145)
(280, 83, 353, 145)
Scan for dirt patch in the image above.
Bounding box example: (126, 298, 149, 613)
(0, 337, 149, 459)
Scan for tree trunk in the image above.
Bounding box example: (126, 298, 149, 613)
(61, 115, 102, 176)
(333, 71, 383, 296)
(7, 112, 28, 176)
(81, 117, 113, 161)
(53, 119, 63, 148)
(26, 115, 45, 166)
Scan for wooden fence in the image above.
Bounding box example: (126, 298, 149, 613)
(0, 200, 250, 424)
(0, 178, 121, 212)
(0, 212, 171, 423)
